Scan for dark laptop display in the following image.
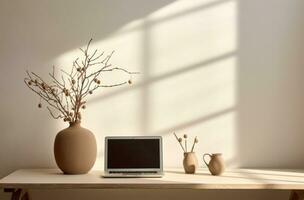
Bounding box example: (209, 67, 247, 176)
(107, 139, 160, 169)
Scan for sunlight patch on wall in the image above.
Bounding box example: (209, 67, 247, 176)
(52, 0, 238, 169)
(151, 56, 237, 167)
(147, 0, 237, 76)
(164, 110, 237, 167)
(146, 0, 238, 167)
(148, 0, 221, 20)
(149, 57, 237, 133)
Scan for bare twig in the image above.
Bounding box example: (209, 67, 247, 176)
(47, 107, 63, 119)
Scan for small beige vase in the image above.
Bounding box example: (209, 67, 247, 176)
(203, 153, 225, 176)
(54, 122, 97, 174)
(183, 152, 199, 174)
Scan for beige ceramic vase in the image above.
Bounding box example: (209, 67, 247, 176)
(54, 121, 97, 174)
(203, 153, 225, 176)
(183, 152, 199, 174)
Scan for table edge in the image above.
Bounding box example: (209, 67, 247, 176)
(0, 183, 303, 190)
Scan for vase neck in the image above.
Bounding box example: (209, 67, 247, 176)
(184, 152, 195, 156)
(69, 121, 81, 127)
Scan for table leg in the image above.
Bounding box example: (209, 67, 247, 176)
(289, 190, 304, 200)
(4, 188, 30, 200)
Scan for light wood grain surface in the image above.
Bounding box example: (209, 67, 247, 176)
(1, 168, 304, 190)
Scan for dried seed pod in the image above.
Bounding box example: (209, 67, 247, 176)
(38, 103, 42, 108)
(96, 80, 101, 84)
(128, 79, 132, 84)
(178, 138, 183, 143)
(194, 138, 199, 143)
(93, 78, 97, 83)
(82, 105, 86, 109)
(71, 79, 76, 84)
(28, 81, 32, 85)
(34, 79, 38, 84)
(89, 91, 93, 94)
(69, 112, 73, 116)
(183, 134, 188, 139)
(77, 67, 81, 72)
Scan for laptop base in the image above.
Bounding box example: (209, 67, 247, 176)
(102, 172, 164, 178)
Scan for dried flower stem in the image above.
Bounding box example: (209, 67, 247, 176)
(184, 134, 188, 152)
(190, 136, 198, 152)
(173, 132, 185, 152)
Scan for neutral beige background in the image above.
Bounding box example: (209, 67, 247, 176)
(0, 0, 304, 199)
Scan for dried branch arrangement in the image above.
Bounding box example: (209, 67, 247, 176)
(24, 39, 139, 123)
(173, 132, 198, 153)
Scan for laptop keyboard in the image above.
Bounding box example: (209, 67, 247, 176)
(109, 171, 158, 174)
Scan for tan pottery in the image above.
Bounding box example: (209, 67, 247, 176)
(54, 121, 97, 174)
(183, 152, 198, 174)
(203, 153, 225, 176)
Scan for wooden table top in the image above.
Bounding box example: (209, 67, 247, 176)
(1, 168, 304, 190)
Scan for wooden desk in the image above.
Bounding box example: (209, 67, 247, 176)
(1, 168, 304, 200)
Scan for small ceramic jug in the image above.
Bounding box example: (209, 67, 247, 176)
(183, 152, 199, 174)
(203, 153, 225, 176)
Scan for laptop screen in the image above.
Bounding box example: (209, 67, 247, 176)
(107, 138, 161, 169)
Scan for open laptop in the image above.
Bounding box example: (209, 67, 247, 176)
(103, 136, 163, 178)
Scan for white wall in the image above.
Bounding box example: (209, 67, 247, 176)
(0, 0, 304, 199)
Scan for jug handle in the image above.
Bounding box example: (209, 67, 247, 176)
(203, 153, 212, 167)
